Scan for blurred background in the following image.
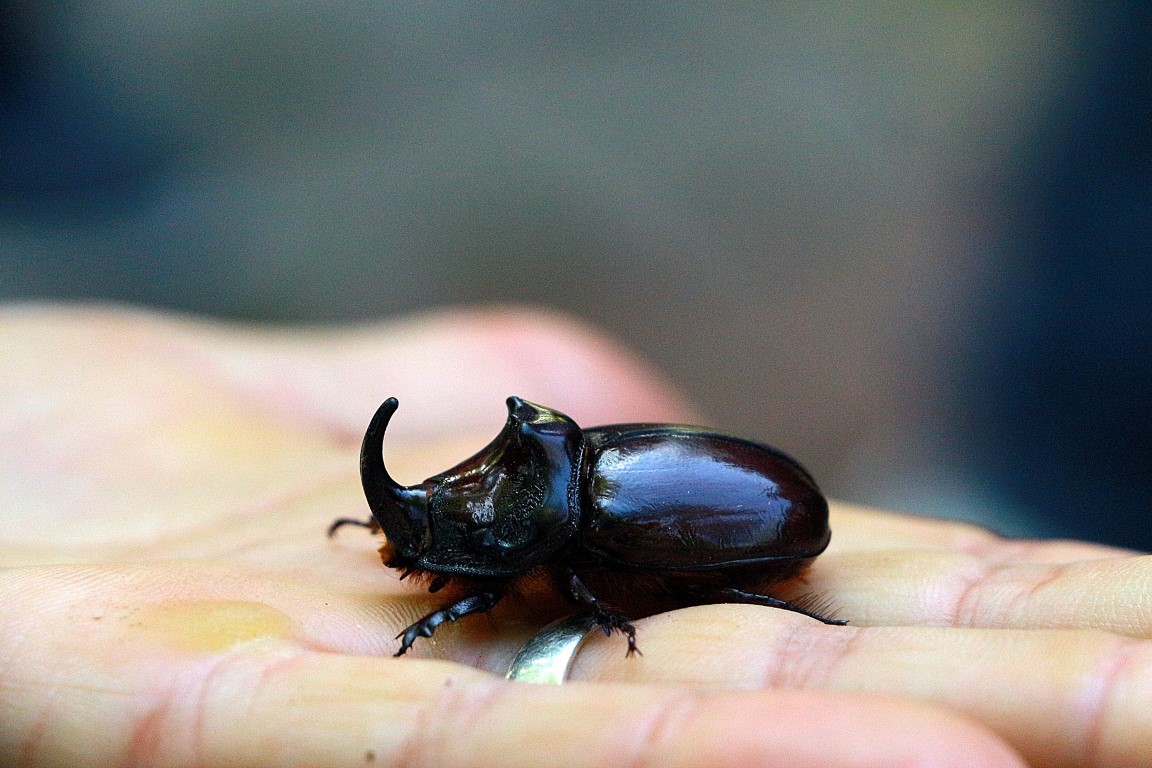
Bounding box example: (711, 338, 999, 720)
(2, 2, 1148, 548)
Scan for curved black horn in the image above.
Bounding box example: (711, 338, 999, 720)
(360, 398, 404, 506)
(359, 398, 429, 557)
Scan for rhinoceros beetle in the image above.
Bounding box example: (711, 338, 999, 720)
(330, 397, 844, 656)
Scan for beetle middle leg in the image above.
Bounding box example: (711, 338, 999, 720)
(394, 589, 504, 656)
(713, 587, 848, 625)
(563, 570, 640, 656)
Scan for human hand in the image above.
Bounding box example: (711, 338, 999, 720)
(2, 305, 1147, 767)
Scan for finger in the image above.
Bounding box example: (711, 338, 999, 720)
(830, 501, 1141, 562)
(1, 638, 1022, 768)
(574, 605, 1152, 768)
(808, 547, 1152, 638)
(6, 651, 1027, 768)
(147, 652, 1023, 768)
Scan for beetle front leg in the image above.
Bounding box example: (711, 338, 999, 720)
(563, 570, 640, 656)
(395, 589, 504, 656)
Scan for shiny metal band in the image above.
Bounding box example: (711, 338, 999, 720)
(505, 613, 599, 684)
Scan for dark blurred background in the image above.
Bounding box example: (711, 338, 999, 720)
(2, 2, 1148, 549)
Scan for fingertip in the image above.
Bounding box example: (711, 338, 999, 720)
(692, 690, 1026, 768)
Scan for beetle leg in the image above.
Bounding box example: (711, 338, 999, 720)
(327, 517, 380, 537)
(714, 587, 848, 625)
(394, 590, 503, 656)
(563, 570, 641, 656)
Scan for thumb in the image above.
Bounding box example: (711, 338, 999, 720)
(155, 305, 701, 438)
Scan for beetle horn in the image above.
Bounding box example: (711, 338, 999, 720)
(360, 398, 429, 559)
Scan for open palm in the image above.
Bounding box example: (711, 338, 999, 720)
(2, 305, 1148, 768)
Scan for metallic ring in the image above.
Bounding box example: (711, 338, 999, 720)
(505, 613, 599, 684)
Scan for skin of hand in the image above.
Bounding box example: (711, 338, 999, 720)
(1, 305, 1149, 768)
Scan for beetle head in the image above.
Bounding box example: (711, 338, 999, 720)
(359, 397, 584, 578)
